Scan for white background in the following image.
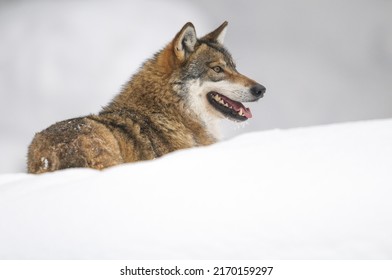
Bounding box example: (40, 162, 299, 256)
(0, 0, 391, 173)
(1, 260, 392, 280)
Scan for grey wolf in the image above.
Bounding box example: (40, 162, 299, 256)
(27, 21, 266, 174)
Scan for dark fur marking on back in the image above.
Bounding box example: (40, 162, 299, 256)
(86, 115, 147, 159)
(95, 109, 173, 158)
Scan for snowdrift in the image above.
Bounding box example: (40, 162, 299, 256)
(0, 119, 391, 259)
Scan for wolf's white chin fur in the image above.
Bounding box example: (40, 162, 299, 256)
(184, 79, 251, 139)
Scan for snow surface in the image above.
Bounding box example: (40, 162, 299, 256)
(0, 119, 391, 259)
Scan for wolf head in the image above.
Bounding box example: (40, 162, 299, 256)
(169, 21, 266, 124)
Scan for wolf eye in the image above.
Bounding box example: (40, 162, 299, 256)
(212, 66, 223, 73)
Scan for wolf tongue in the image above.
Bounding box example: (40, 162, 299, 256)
(220, 95, 252, 118)
(243, 107, 252, 118)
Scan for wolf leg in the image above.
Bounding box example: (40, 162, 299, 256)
(27, 118, 123, 174)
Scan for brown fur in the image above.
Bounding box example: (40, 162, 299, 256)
(27, 23, 219, 174)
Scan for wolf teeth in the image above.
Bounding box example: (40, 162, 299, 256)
(213, 94, 233, 109)
(239, 108, 244, 116)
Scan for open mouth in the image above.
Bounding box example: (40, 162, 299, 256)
(207, 92, 252, 121)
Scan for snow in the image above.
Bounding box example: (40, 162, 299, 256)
(0, 119, 391, 259)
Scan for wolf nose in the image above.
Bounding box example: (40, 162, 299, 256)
(250, 84, 266, 98)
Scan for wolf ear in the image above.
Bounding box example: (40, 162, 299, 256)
(201, 21, 228, 44)
(173, 22, 197, 62)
